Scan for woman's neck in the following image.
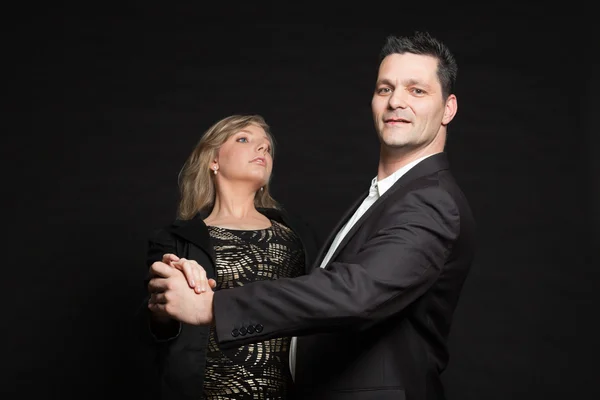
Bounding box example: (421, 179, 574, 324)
(204, 190, 270, 230)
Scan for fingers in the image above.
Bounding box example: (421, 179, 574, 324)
(171, 258, 197, 290)
(149, 261, 173, 278)
(162, 253, 180, 266)
(196, 266, 209, 293)
(147, 276, 169, 294)
(208, 278, 217, 289)
(148, 301, 168, 316)
(172, 259, 211, 293)
(148, 292, 167, 305)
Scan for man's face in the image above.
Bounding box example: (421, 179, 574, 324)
(371, 53, 456, 152)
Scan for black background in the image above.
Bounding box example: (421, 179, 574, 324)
(5, 4, 599, 399)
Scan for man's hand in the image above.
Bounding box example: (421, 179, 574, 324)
(147, 260, 215, 326)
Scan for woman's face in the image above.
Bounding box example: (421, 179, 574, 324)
(214, 123, 273, 188)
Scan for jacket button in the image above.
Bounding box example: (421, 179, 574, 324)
(255, 324, 263, 333)
(231, 329, 239, 337)
(247, 325, 255, 334)
(239, 327, 247, 336)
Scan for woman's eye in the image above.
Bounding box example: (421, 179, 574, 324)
(237, 137, 248, 143)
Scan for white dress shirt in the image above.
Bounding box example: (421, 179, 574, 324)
(289, 154, 433, 380)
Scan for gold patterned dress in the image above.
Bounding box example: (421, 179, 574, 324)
(203, 219, 305, 400)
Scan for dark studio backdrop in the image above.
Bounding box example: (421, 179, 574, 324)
(4, 4, 599, 400)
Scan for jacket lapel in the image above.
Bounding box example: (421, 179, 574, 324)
(312, 190, 369, 269)
(166, 213, 216, 263)
(321, 152, 450, 269)
(260, 207, 316, 274)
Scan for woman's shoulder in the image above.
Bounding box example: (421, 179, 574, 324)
(149, 215, 212, 249)
(258, 206, 300, 226)
(259, 206, 321, 246)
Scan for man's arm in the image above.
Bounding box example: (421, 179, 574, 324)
(213, 185, 460, 348)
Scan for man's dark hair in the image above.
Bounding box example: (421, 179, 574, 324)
(379, 31, 458, 99)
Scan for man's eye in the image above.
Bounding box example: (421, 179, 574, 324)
(378, 87, 391, 94)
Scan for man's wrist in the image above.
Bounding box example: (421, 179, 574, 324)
(196, 290, 216, 326)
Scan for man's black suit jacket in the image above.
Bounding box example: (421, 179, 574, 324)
(213, 152, 476, 400)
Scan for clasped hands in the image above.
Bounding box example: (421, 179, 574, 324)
(147, 253, 216, 325)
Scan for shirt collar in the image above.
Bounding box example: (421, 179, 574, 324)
(367, 177, 379, 197)
(375, 154, 433, 197)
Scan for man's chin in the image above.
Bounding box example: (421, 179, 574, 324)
(380, 136, 410, 148)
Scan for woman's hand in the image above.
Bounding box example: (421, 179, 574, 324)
(165, 255, 217, 293)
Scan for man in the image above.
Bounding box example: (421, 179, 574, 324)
(149, 31, 476, 400)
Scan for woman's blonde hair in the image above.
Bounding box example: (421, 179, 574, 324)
(177, 114, 278, 220)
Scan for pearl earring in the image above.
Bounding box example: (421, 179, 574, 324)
(213, 166, 218, 175)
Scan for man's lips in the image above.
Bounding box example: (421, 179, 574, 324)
(384, 117, 411, 123)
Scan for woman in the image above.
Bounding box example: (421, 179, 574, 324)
(144, 114, 318, 400)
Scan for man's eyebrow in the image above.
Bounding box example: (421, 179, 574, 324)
(375, 78, 395, 87)
(376, 78, 432, 89)
(402, 78, 431, 89)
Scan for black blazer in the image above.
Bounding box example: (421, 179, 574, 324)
(142, 207, 319, 400)
(212, 153, 477, 400)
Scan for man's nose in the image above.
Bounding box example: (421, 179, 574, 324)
(389, 91, 407, 109)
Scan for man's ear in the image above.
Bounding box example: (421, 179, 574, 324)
(442, 94, 457, 126)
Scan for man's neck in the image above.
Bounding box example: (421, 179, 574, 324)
(378, 135, 445, 180)
(378, 149, 440, 180)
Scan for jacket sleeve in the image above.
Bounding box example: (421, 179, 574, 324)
(145, 228, 182, 342)
(213, 185, 460, 347)
(144, 226, 212, 399)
